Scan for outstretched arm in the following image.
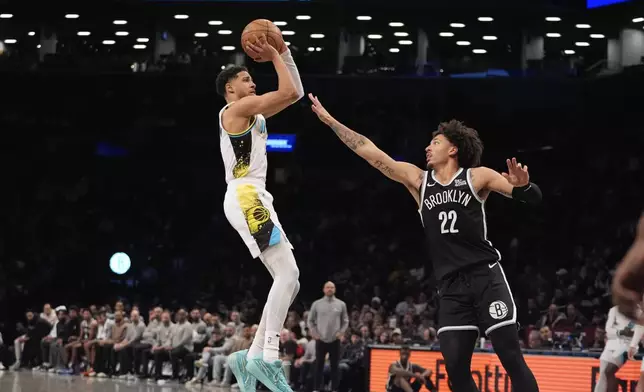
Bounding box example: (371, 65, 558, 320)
(471, 158, 542, 204)
(309, 94, 424, 205)
(613, 214, 644, 323)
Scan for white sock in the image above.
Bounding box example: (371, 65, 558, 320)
(263, 330, 280, 362)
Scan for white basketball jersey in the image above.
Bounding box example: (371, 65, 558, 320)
(219, 103, 268, 186)
(605, 306, 639, 350)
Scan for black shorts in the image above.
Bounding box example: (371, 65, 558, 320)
(388, 379, 423, 392)
(437, 261, 516, 337)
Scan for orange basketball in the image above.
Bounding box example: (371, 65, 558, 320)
(241, 19, 286, 60)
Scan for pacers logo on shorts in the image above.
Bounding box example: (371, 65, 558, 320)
(245, 205, 270, 234)
(489, 301, 509, 320)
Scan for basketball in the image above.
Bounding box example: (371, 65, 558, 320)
(241, 19, 286, 60)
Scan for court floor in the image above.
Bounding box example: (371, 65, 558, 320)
(0, 371, 232, 392)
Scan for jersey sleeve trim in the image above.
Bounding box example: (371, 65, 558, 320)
(417, 171, 428, 213)
(466, 168, 484, 204)
(226, 115, 257, 137)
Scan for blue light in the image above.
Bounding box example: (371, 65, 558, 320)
(267, 134, 296, 152)
(587, 0, 629, 8)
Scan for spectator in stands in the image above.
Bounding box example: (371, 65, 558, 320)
(560, 303, 589, 329)
(591, 327, 607, 349)
(220, 325, 253, 388)
(400, 313, 415, 340)
(67, 308, 95, 373)
(41, 304, 58, 326)
(41, 306, 68, 372)
(419, 328, 438, 347)
(339, 331, 366, 392)
(169, 309, 193, 383)
(360, 325, 373, 344)
(151, 311, 174, 383)
(95, 310, 128, 377)
(527, 330, 543, 349)
(391, 329, 404, 345)
(133, 307, 161, 379)
(189, 307, 208, 352)
(294, 335, 316, 390)
(12, 310, 50, 370)
(539, 304, 566, 328)
(395, 296, 416, 317)
(539, 326, 555, 348)
(229, 311, 244, 336)
(522, 298, 542, 327)
(116, 309, 146, 379)
(386, 346, 433, 392)
(58, 306, 81, 374)
(190, 323, 235, 385)
(279, 328, 298, 385)
(83, 312, 107, 376)
(379, 332, 390, 345)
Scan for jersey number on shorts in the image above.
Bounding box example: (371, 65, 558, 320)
(439, 210, 459, 234)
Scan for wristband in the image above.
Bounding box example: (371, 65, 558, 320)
(511, 182, 542, 204)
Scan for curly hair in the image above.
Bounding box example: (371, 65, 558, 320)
(432, 119, 484, 168)
(215, 65, 248, 97)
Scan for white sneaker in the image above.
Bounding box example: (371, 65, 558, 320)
(231, 383, 239, 389)
(118, 374, 129, 380)
(42, 362, 50, 368)
(157, 379, 166, 386)
(0, 363, 6, 371)
(185, 377, 200, 385)
(48, 368, 57, 373)
(97, 372, 107, 378)
(10, 362, 20, 371)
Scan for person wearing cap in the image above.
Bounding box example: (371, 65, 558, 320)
(308, 281, 349, 392)
(391, 328, 404, 345)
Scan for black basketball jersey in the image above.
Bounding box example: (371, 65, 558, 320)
(418, 167, 501, 280)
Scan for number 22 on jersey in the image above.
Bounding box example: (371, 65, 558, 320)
(439, 210, 459, 234)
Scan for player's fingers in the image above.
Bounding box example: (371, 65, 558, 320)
(523, 165, 528, 172)
(501, 172, 509, 179)
(506, 159, 512, 170)
(246, 43, 261, 55)
(257, 34, 268, 46)
(512, 157, 518, 169)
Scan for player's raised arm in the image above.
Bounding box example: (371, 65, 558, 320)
(309, 93, 425, 203)
(472, 158, 542, 204)
(227, 35, 302, 119)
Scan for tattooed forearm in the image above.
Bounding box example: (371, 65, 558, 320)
(372, 160, 395, 177)
(329, 123, 367, 151)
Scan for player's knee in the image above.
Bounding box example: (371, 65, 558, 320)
(293, 280, 301, 296)
(443, 352, 471, 378)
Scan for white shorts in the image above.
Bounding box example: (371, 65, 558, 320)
(641, 358, 644, 372)
(600, 346, 628, 367)
(224, 180, 293, 259)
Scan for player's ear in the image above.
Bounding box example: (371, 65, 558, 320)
(226, 82, 235, 95)
(449, 145, 458, 158)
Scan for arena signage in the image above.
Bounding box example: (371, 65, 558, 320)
(369, 347, 641, 392)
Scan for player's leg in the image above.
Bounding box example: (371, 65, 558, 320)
(480, 263, 539, 392)
(438, 330, 479, 391)
(595, 348, 625, 392)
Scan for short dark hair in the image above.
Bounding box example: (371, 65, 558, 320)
(432, 120, 484, 168)
(216, 65, 248, 97)
(400, 345, 411, 353)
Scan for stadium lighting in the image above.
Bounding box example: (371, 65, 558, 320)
(37, 44, 41, 48)
(575, 41, 590, 46)
(115, 31, 129, 36)
(564, 49, 575, 54)
(273, 21, 287, 26)
(103, 40, 115, 45)
(174, 14, 189, 20)
(137, 38, 149, 43)
(450, 23, 465, 28)
(576, 24, 591, 29)
(218, 30, 233, 35)
(545, 17, 561, 22)
(632, 17, 644, 23)
(282, 31, 295, 36)
(113, 20, 127, 25)
(310, 33, 325, 38)
(394, 32, 409, 37)
(285, 41, 291, 46)
(134, 44, 146, 49)
(77, 31, 91, 36)
(590, 34, 605, 39)
(367, 34, 383, 39)
(546, 33, 562, 38)
(389, 22, 404, 27)
(209, 20, 223, 26)
(4, 39, 17, 44)
(439, 32, 454, 37)
(456, 41, 471, 46)
(478, 17, 494, 22)
(195, 32, 208, 37)
(357, 16, 372, 21)
(307, 47, 315, 52)
(315, 47, 322, 51)
(398, 40, 413, 45)
(473, 49, 487, 54)
(65, 14, 79, 19)
(296, 15, 311, 20)
(0, 14, 13, 19)
(28, 32, 35, 36)
(389, 48, 400, 53)
(483, 36, 497, 40)
(222, 46, 235, 51)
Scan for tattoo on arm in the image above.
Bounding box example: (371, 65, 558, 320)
(372, 160, 395, 177)
(330, 123, 367, 151)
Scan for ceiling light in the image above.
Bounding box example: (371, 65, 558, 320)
(113, 20, 127, 25)
(285, 41, 291, 46)
(450, 23, 465, 28)
(398, 40, 413, 45)
(357, 16, 372, 21)
(4, 39, 17, 44)
(545, 17, 561, 22)
(564, 49, 575, 54)
(483, 36, 497, 40)
(310, 33, 324, 38)
(209, 20, 223, 26)
(174, 14, 189, 20)
(103, 40, 115, 45)
(134, 44, 146, 49)
(195, 32, 208, 37)
(37, 44, 41, 48)
(116, 31, 129, 36)
(389, 48, 400, 53)
(307, 47, 315, 52)
(316, 47, 322, 51)
(367, 34, 382, 39)
(575, 41, 590, 46)
(439, 32, 454, 37)
(0, 14, 13, 19)
(282, 30, 295, 36)
(137, 38, 149, 43)
(546, 33, 561, 38)
(218, 30, 232, 35)
(590, 34, 605, 38)
(478, 17, 493, 22)
(456, 41, 471, 46)
(296, 15, 311, 20)
(576, 24, 591, 29)
(77, 31, 91, 36)
(65, 14, 79, 19)
(221, 65, 226, 70)
(473, 49, 487, 54)
(389, 22, 404, 27)
(273, 21, 287, 26)
(28, 32, 35, 36)
(222, 46, 235, 51)
(633, 17, 644, 23)
(394, 32, 409, 37)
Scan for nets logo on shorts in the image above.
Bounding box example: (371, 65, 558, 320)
(488, 301, 509, 320)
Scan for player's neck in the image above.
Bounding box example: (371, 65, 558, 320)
(432, 161, 461, 183)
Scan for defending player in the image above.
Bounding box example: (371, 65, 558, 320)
(595, 306, 643, 392)
(613, 214, 644, 322)
(309, 94, 541, 391)
(217, 35, 304, 392)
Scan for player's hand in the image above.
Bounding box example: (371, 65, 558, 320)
(502, 157, 529, 187)
(245, 34, 278, 63)
(309, 94, 334, 126)
(629, 346, 638, 360)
